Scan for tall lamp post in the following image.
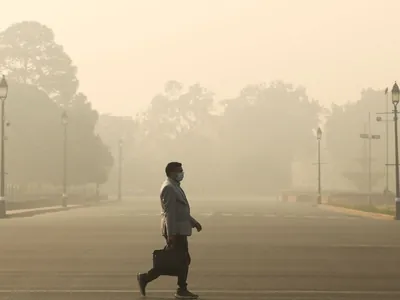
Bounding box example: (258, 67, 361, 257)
(375, 88, 391, 194)
(61, 110, 68, 207)
(391, 82, 400, 220)
(117, 138, 123, 201)
(0, 75, 8, 218)
(385, 87, 390, 192)
(376, 114, 392, 193)
(317, 127, 322, 204)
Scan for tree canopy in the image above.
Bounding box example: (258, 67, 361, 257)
(98, 80, 322, 196)
(324, 88, 388, 191)
(4, 21, 391, 196)
(1, 21, 113, 189)
(0, 21, 78, 106)
(5, 82, 113, 187)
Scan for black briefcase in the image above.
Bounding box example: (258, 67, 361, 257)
(152, 247, 186, 276)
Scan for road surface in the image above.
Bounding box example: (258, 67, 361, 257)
(0, 197, 399, 299)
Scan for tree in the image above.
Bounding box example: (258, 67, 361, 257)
(67, 93, 114, 185)
(0, 21, 78, 105)
(132, 80, 321, 196)
(325, 88, 387, 191)
(95, 114, 137, 194)
(138, 81, 217, 155)
(216, 81, 322, 194)
(0, 22, 113, 189)
(6, 82, 65, 185)
(91, 135, 114, 185)
(130, 80, 219, 194)
(4, 81, 113, 188)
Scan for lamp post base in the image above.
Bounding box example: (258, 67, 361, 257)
(0, 197, 6, 219)
(317, 195, 322, 205)
(396, 198, 400, 220)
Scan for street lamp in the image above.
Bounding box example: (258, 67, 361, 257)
(0, 75, 8, 218)
(391, 82, 400, 220)
(117, 138, 123, 201)
(61, 110, 68, 207)
(316, 127, 322, 205)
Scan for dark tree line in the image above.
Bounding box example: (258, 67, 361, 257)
(98, 80, 322, 196)
(0, 21, 113, 189)
(325, 88, 390, 192)
(7, 20, 385, 196)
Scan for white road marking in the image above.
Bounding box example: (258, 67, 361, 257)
(199, 212, 214, 217)
(0, 289, 399, 295)
(134, 213, 161, 216)
(331, 244, 400, 248)
(326, 216, 353, 220)
(108, 211, 365, 220)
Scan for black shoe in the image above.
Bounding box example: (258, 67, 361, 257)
(137, 273, 147, 296)
(174, 288, 199, 299)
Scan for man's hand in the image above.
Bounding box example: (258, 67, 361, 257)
(167, 235, 176, 245)
(194, 221, 202, 232)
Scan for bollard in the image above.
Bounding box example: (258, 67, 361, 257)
(0, 197, 6, 218)
(396, 198, 400, 220)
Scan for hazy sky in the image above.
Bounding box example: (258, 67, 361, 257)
(1, 0, 400, 116)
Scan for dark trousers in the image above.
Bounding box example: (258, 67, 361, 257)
(145, 235, 191, 290)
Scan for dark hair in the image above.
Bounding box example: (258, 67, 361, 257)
(165, 162, 182, 176)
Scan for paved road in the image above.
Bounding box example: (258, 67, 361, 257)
(0, 197, 400, 299)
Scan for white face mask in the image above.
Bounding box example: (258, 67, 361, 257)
(175, 172, 184, 182)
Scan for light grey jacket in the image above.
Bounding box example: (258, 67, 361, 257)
(160, 178, 198, 237)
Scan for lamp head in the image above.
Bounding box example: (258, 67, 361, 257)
(317, 127, 322, 140)
(0, 75, 8, 100)
(392, 82, 400, 106)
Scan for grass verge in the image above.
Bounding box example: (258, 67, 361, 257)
(328, 203, 395, 216)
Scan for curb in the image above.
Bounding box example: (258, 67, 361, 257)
(319, 204, 394, 221)
(7, 204, 81, 215)
(5, 200, 118, 218)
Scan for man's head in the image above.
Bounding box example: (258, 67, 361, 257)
(165, 161, 184, 182)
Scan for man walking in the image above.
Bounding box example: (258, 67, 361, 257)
(137, 162, 202, 299)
